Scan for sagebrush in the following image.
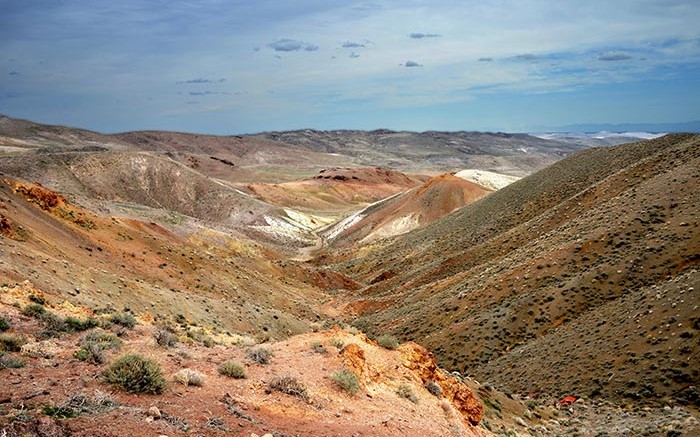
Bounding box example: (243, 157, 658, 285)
(102, 353, 166, 394)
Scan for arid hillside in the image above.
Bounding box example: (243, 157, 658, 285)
(1, 115, 588, 178)
(0, 177, 358, 341)
(1, 117, 698, 435)
(248, 167, 427, 218)
(321, 174, 492, 247)
(253, 129, 587, 175)
(317, 134, 700, 406)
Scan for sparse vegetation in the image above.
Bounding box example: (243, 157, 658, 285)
(247, 346, 273, 365)
(376, 334, 399, 350)
(330, 337, 345, 349)
(397, 383, 419, 403)
(74, 330, 122, 364)
(186, 328, 215, 347)
(109, 313, 137, 329)
(102, 353, 166, 394)
(154, 327, 178, 348)
(0, 333, 27, 352)
(43, 391, 116, 418)
(425, 380, 443, 397)
(0, 351, 25, 369)
(28, 294, 46, 305)
(310, 341, 328, 355)
(21, 304, 98, 338)
(173, 368, 204, 387)
(332, 369, 360, 395)
(74, 341, 107, 364)
(21, 303, 46, 318)
(0, 316, 9, 332)
(219, 361, 246, 379)
(64, 316, 99, 332)
(268, 376, 309, 401)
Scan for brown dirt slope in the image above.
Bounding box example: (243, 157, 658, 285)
(317, 134, 700, 406)
(248, 167, 426, 217)
(322, 174, 492, 247)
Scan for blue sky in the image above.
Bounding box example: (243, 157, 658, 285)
(1, 0, 699, 133)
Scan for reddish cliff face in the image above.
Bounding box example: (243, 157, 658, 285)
(399, 342, 484, 425)
(340, 333, 484, 427)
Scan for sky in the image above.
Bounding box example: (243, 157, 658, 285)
(1, 0, 700, 134)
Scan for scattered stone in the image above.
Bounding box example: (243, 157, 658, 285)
(147, 406, 161, 419)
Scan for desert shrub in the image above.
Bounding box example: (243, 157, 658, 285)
(343, 325, 360, 335)
(21, 303, 46, 318)
(332, 369, 360, 395)
(310, 341, 328, 355)
(102, 353, 166, 394)
(0, 333, 27, 352)
(28, 294, 46, 305)
(80, 330, 122, 349)
(64, 316, 99, 332)
(397, 383, 419, 404)
(376, 334, 399, 350)
(186, 329, 215, 347)
(43, 391, 116, 418)
(37, 311, 66, 336)
(246, 347, 273, 365)
(425, 380, 443, 397)
(330, 338, 345, 349)
(74, 341, 106, 364)
(0, 316, 9, 332)
(74, 330, 122, 364)
(173, 368, 204, 387)
(0, 351, 25, 369)
(219, 361, 246, 379)
(175, 313, 187, 326)
(20, 340, 57, 358)
(154, 328, 178, 348)
(268, 376, 309, 401)
(109, 313, 136, 329)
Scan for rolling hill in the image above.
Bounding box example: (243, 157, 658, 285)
(317, 134, 700, 406)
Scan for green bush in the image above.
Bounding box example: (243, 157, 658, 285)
(64, 316, 99, 332)
(74, 342, 106, 364)
(310, 341, 328, 355)
(0, 316, 9, 332)
(21, 303, 46, 318)
(0, 333, 27, 352)
(28, 294, 47, 305)
(219, 361, 246, 379)
(330, 338, 345, 349)
(246, 347, 273, 365)
(37, 311, 65, 337)
(186, 329, 215, 347)
(74, 330, 122, 364)
(102, 353, 166, 394)
(109, 313, 137, 329)
(0, 352, 25, 369)
(80, 330, 122, 349)
(397, 383, 418, 403)
(376, 334, 399, 350)
(332, 369, 360, 395)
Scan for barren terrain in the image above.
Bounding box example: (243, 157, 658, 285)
(0, 116, 698, 436)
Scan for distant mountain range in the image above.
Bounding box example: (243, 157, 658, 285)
(543, 120, 700, 133)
